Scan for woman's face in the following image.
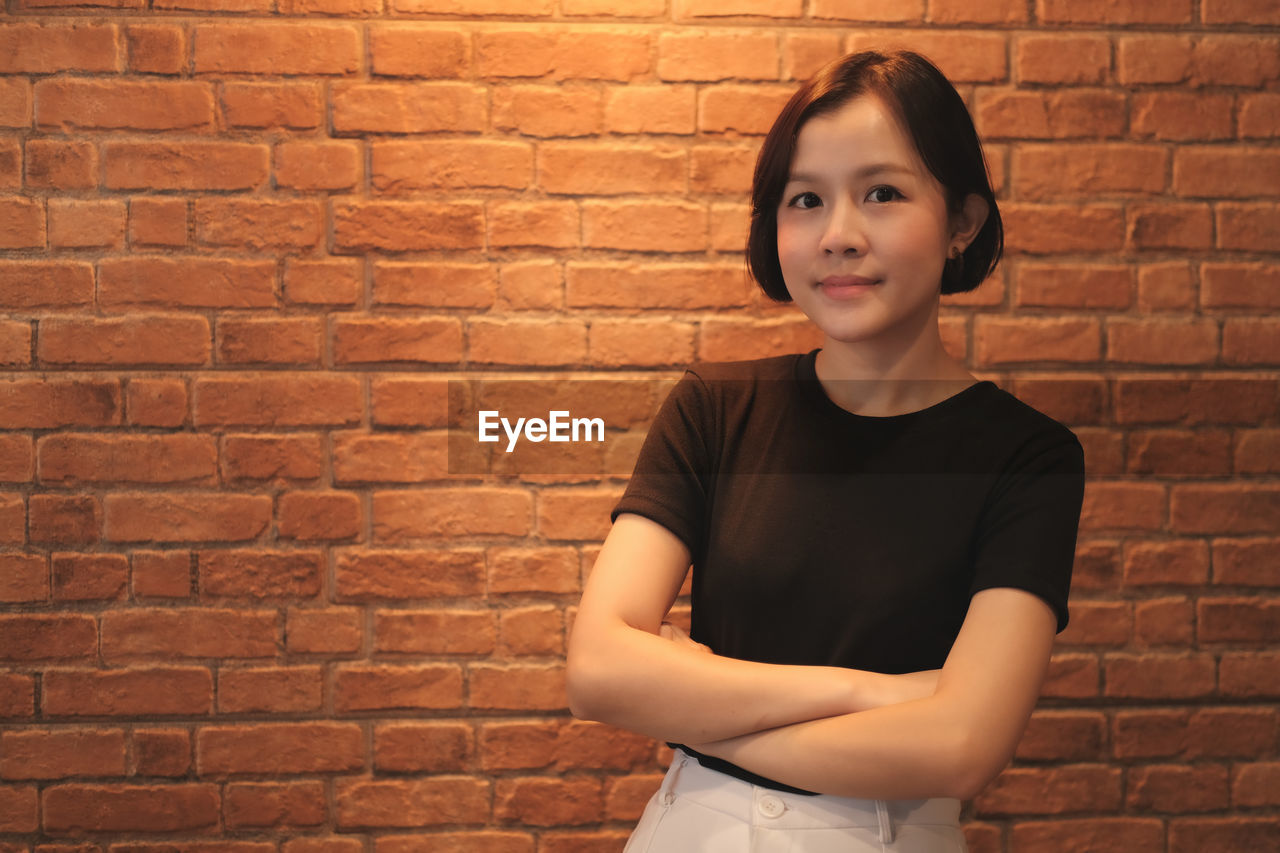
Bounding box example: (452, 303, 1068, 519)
(776, 94, 961, 352)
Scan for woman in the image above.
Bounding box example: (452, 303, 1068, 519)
(567, 49, 1085, 853)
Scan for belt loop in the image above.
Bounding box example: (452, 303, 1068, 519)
(875, 799, 894, 844)
(660, 753, 689, 805)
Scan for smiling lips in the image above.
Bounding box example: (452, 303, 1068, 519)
(818, 275, 880, 298)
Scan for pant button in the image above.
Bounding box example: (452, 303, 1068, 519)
(757, 794, 785, 819)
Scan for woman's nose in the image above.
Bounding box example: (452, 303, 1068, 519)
(818, 199, 866, 255)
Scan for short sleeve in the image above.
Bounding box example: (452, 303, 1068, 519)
(968, 435, 1086, 633)
(611, 370, 715, 560)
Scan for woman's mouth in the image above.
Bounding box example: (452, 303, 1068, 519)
(818, 275, 880, 298)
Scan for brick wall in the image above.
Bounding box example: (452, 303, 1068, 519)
(1, 0, 1278, 851)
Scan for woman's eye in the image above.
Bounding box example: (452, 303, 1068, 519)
(788, 191, 822, 209)
(867, 186, 901, 203)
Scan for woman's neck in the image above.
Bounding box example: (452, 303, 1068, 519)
(814, 329, 976, 417)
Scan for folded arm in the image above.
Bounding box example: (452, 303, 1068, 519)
(566, 513, 938, 745)
(688, 586, 1058, 801)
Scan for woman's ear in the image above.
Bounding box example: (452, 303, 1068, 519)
(950, 193, 989, 251)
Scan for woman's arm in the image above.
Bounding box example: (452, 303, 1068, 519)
(566, 513, 939, 744)
(687, 586, 1057, 801)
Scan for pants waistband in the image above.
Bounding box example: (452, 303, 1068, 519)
(660, 749, 962, 842)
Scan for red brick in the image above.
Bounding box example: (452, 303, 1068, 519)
(0, 554, 47, 603)
(1079, 482, 1167, 532)
(220, 82, 321, 129)
(607, 774, 663, 821)
(1188, 707, 1279, 759)
(1192, 35, 1280, 87)
(493, 84, 604, 137)
(221, 434, 324, 482)
(333, 316, 462, 365)
(0, 674, 34, 716)
(812, 0, 921, 21)
(195, 375, 361, 427)
(36, 80, 212, 131)
(690, 145, 758, 195)
(333, 200, 484, 252)
(331, 83, 485, 134)
(1175, 147, 1280, 199)
(370, 25, 468, 77)
(194, 23, 359, 74)
(846, 31, 1007, 83)
(974, 766, 1122, 815)
(274, 141, 359, 191)
(603, 84, 694, 134)
(24, 139, 95, 190)
(1016, 35, 1110, 84)
(0, 23, 120, 73)
(131, 550, 191, 599)
(1104, 653, 1216, 699)
(277, 491, 361, 541)
(562, 0, 660, 12)
(374, 722, 473, 773)
(698, 85, 795, 135)
(1202, 262, 1280, 309)
(101, 607, 275, 660)
(974, 317, 1100, 366)
(656, 30, 778, 81)
(488, 200, 580, 249)
(371, 263, 494, 310)
(284, 258, 362, 306)
(1127, 429, 1232, 477)
(1233, 762, 1280, 807)
(289, 839, 364, 853)
(1012, 819, 1164, 853)
(469, 664, 566, 711)
(196, 199, 321, 251)
(128, 197, 187, 248)
(1217, 202, 1280, 252)
(198, 550, 322, 599)
(495, 777, 603, 827)
(132, 728, 191, 776)
(46, 198, 124, 250)
(1123, 539, 1209, 586)
(0, 615, 96, 664)
(103, 493, 271, 544)
(285, 607, 362, 654)
(217, 667, 323, 714)
(1223, 318, 1280, 365)
(1076, 539, 1125, 591)
(215, 317, 322, 366)
(1040, 0, 1190, 23)
(39, 316, 208, 368)
(567, 262, 750, 309)
(1240, 92, 1280, 138)
(589, 319, 696, 368)
(675, 0, 802, 16)
(127, 24, 184, 74)
(555, 720, 652, 771)
(373, 140, 531, 192)
(369, 378, 450, 428)
(224, 781, 325, 828)
(1212, 537, 1279, 585)
(539, 143, 684, 195)
(197, 723, 363, 776)
(1198, 598, 1280, 645)
(1107, 319, 1218, 366)
(488, 547, 579, 595)
(104, 142, 267, 191)
(394, 0, 551, 9)
(1015, 265, 1131, 310)
(1203, 0, 1280, 22)
(0, 785, 37, 831)
(1169, 817, 1280, 853)
(0, 197, 44, 249)
(0, 139, 17, 188)
(1133, 93, 1233, 141)
(0, 262, 92, 309)
(0, 494, 22, 545)
(1015, 144, 1166, 201)
(0, 729, 125, 780)
(975, 90, 1126, 140)
(0, 78, 30, 128)
(469, 319, 586, 366)
(331, 432, 446, 483)
(334, 549, 485, 600)
(1058, 601, 1131, 647)
(500, 606, 564, 657)
(42, 667, 212, 716)
(28, 494, 99, 545)
(1015, 711, 1107, 762)
(335, 777, 489, 829)
(782, 32, 841, 80)
(1220, 651, 1280, 698)
(377, 834, 534, 853)
(125, 380, 186, 429)
(477, 28, 649, 81)
(479, 721, 558, 771)
(374, 490, 533, 539)
(1172, 484, 1280, 534)
(51, 553, 128, 601)
(1136, 262, 1195, 311)
(375, 610, 495, 655)
(1134, 596, 1194, 647)
(43, 784, 218, 832)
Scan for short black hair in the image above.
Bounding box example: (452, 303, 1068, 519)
(747, 49, 1003, 300)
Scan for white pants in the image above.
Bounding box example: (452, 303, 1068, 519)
(624, 751, 968, 853)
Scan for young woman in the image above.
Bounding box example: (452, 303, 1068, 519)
(567, 50, 1086, 853)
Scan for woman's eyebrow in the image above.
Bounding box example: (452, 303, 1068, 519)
(786, 163, 916, 183)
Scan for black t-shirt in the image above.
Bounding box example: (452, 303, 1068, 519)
(612, 350, 1085, 792)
